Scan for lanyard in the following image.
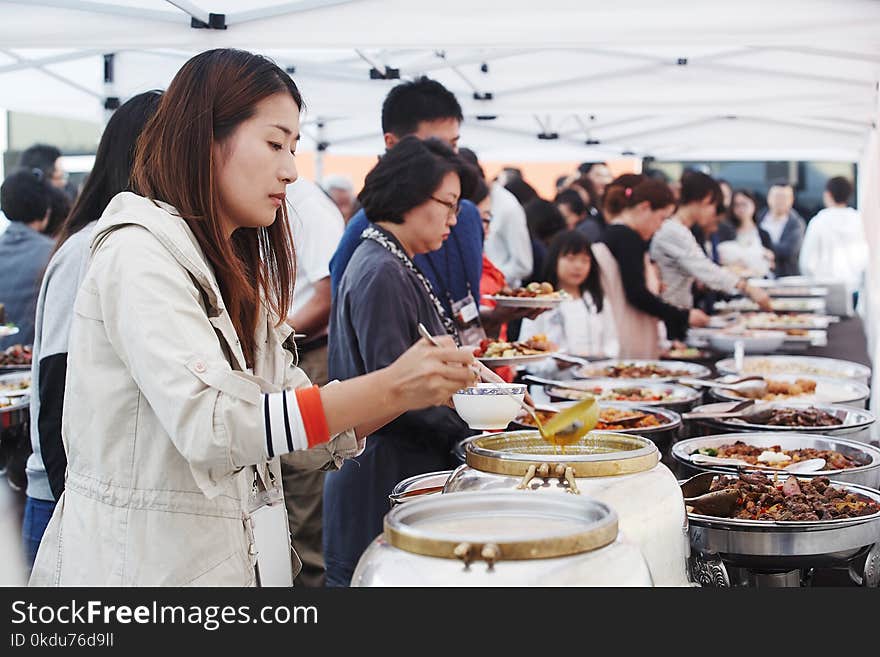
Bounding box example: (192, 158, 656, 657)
(421, 230, 475, 317)
(361, 225, 461, 345)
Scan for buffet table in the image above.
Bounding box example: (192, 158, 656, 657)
(806, 316, 872, 369)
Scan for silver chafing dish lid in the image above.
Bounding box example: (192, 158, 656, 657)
(383, 491, 619, 562)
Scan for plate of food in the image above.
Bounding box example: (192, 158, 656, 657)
(536, 378, 702, 413)
(709, 373, 870, 406)
(0, 344, 33, 371)
(0, 325, 19, 338)
(715, 355, 871, 384)
(473, 334, 557, 367)
(714, 297, 827, 313)
(574, 359, 711, 382)
(485, 282, 571, 308)
(685, 401, 875, 438)
(742, 312, 834, 331)
(684, 471, 880, 524)
(513, 403, 680, 434)
(674, 432, 880, 484)
(662, 346, 712, 360)
(0, 372, 31, 398)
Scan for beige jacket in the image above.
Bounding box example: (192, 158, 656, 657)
(30, 192, 358, 586)
(592, 243, 662, 359)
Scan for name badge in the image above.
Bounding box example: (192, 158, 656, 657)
(451, 293, 486, 347)
(247, 466, 296, 587)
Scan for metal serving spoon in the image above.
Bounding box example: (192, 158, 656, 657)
(682, 399, 757, 421)
(689, 453, 826, 473)
(678, 376, 769, 399)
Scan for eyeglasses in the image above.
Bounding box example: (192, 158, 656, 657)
(430, 196, 460, 217)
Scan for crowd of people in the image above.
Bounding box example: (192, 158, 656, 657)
(0, 47, 868, 587)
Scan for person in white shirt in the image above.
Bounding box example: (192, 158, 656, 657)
(520, 230, 618, 374)
(800, 176, 867, 301)
(281, 176, 345, 588)
(484, 180, 533, 287)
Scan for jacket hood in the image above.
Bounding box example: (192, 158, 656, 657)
(93, 191, 224, 313)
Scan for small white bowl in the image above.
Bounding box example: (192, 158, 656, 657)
(452, 383, 526, 430)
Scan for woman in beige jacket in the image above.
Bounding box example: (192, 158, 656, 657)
(30, 49, 476, 587)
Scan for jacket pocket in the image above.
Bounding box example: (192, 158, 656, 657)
(73, 284, 103, 322)
(185, 357, 262, 405)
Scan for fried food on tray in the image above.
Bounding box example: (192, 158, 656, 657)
(729, 378, 817, 401)
(586, 362, 691, 379)
(698, 472, 879, 521)
(496, 282, 563, 298)
(761, 406, 843, 428)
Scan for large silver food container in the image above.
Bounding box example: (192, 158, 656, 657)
(684, 474, 880, 577)
(672, 432, 880, 488)
(445, 430, 691, 586)
(715, 355, 871, 385)
(685, 401, 875, 444)
(709, 373, 870, 408)
(574, 358, 711, 382)
(541, 378, 703, 415)
(352, 491, 653, 587)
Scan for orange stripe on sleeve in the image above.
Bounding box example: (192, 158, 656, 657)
(294, 385, 331, 448)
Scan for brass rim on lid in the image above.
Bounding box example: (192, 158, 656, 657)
(383, 491, 619, 564)
(464, 430, 659, 478)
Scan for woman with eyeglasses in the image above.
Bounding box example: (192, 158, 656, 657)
(325, 136, 482, 587)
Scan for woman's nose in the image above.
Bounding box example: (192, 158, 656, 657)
(280, 157, 298, 185)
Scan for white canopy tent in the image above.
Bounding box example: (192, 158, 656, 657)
(0, 0, 878, 162)
(2, 0, 880, 424)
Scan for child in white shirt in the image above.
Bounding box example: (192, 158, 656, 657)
(520, 230, 618, 374)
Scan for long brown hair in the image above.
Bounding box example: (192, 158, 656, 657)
(131, 49, 300, 366)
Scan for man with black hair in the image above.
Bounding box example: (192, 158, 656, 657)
(555, 188, 587, 230)
(650, 172, 771, 314)
(800, 176, 866, 304)
(760, 181, 805, 277)
(0, 170, 54, 349)
(18, 144, 67, 190)
(329, 77, 484, 339)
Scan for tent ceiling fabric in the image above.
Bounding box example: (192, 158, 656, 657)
(0, 0, 878, 161)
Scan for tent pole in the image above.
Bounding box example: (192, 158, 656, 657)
(314, 121, 326, 183)
(102, 52, 117, 126)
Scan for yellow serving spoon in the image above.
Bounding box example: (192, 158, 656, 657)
(539, 396, 600, 448)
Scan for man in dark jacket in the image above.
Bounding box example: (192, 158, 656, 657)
(759, 182, 806, 277)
